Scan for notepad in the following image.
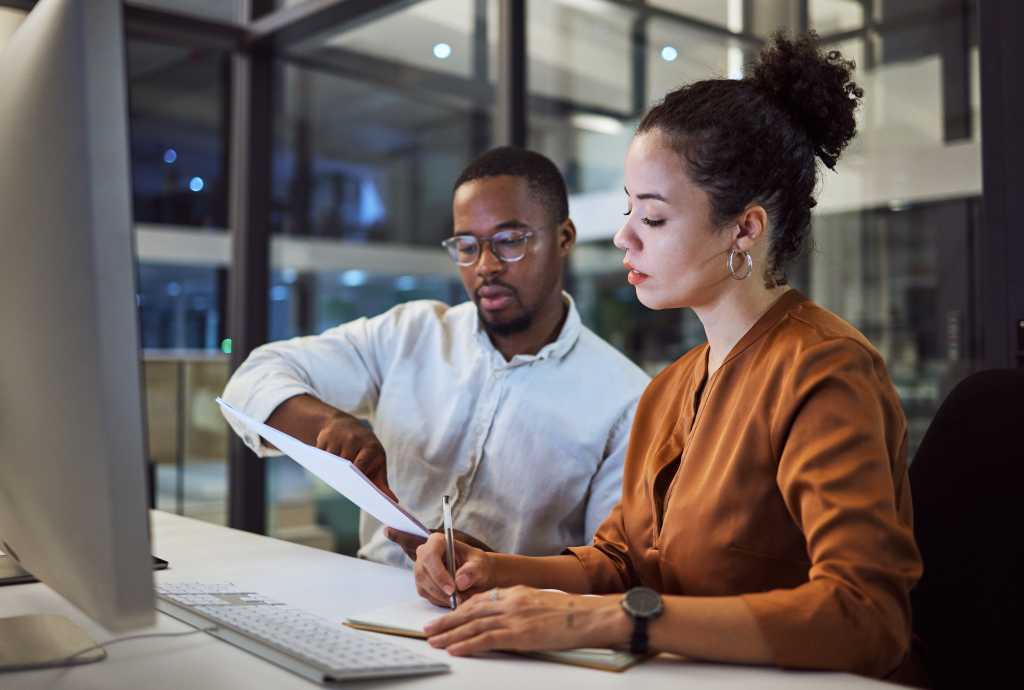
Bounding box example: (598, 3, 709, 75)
(345, 598, 646, 672)
(216, 398, 430, 538)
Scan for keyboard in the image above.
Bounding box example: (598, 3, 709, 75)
(155, 582, 449, 684)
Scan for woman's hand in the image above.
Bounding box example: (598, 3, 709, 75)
(414, 533, 495, 606)
(423, 586, 629, 656)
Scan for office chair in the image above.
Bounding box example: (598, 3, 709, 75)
(908, 368, 1024, 689)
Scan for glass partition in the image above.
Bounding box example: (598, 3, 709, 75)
(119, 0, 983, 553)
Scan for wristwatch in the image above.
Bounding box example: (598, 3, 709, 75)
(620, 586, 663, 655)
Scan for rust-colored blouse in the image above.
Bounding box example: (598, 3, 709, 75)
(567, 290, 922, 678)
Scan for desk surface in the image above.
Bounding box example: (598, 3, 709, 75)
(0, 511, 895, 690)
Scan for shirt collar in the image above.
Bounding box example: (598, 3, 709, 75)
(474, 291, 582, 367)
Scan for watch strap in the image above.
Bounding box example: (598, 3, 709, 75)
(629, 614, 649, 655)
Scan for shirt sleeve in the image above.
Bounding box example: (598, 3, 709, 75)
(740, 338, 922, 677)
(567, 394, 649, 593)
(220, 307, 400, 456)
(582, 399, 637, 541)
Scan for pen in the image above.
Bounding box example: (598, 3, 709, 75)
(441, 494, 457, 610)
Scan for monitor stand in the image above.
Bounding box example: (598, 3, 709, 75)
(0, 553, 36, 586)
(0, 555, 106, 671)
(0, 614, 106, 671)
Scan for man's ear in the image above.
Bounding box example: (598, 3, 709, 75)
(558, 218, 577, 258)
(733, 205, 768, 253)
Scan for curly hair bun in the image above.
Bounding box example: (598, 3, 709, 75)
(749, 32, 863, 169)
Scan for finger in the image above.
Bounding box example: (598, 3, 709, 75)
(314, 428, 334, 452)
(456, 585, 492, 605)
(447, 629, 515, 657)
(352, 446, 383, 475)
(424, 596, 502, 635)
(415, 563, 454, 606)
(352, 449, 395, 499)
(317, 432, 346, 457)
(386, 528, 426, 559)
(453, 559, 485, 592)
(419, 534, 457, 596)
(415, 540, 455, 605)
(427, 613, 505, 650)
(338, 441, 365, 463)
(416, 573, 453, 607)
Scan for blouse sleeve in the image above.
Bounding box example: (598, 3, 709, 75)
(565, 499, 639, 593)
(740, 338, 922, 677)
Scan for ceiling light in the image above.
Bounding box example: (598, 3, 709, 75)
(570, 113, 624, 136)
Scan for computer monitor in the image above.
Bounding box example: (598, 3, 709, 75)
(0, 0, 154, 667)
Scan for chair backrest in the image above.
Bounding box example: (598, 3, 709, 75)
(909, 368, 1024, 689)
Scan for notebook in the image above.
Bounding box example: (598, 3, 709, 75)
(344, 597, 647, 672)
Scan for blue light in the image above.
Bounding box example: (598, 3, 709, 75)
(270, 285, 289, 301)
(395, 275, 418, 291)
(358, 178, 386, 226)
(661, 45, 678, 62)
(433, 42, 452, 60)
(163, 148, 177, 164)
(189, 176, 205, 192)
(340, 270, 368, 287)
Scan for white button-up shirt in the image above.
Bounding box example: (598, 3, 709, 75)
(221, 295, 649, 568)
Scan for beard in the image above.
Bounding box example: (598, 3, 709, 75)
(478, 309, 534, 337)
(474, 282, 534, 336)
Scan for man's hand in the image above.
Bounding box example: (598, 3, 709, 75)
(414, 533, 495, 607)
(386, 527, 494, 562)
(315, 412, 396, 502)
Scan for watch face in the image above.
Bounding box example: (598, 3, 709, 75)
(625, 587, 662, 617)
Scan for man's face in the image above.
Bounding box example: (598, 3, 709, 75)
(451, 175, 573, 337)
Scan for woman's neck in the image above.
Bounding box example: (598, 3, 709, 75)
(694, 283, 792, 377)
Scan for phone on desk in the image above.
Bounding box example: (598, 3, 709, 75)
(0, 554, 169, 586)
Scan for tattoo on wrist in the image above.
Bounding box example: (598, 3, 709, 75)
(566, 600, 575, 629)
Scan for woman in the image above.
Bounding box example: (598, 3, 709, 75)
(413, 32, 922, 679)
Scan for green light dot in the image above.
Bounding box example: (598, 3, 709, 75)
(220, 338, 232, 355)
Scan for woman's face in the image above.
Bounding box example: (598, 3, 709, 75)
(613, 130, 735, 311)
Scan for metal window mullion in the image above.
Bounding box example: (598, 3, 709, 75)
(226, 44, 273, 534)
(978, 0, 1024, 369)
(631, 2, 648, 118)
(496, 0, 526, 147)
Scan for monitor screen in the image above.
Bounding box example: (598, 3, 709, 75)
(0, 0, 154, 635)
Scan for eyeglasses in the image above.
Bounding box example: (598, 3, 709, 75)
(441, 229, 536, 267)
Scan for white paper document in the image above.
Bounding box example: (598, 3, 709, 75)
(216, 397, 429, 538)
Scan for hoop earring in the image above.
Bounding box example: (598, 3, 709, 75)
(727, 249, 753, 280)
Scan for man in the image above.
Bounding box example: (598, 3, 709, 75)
(221, 147, 649, 568)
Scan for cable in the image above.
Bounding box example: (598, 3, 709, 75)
(58, 625, 219, 665)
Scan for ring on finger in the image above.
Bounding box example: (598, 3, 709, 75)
(489, 588, 500, 602)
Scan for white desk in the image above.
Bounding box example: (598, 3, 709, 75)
(0, 511, 895, 689)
